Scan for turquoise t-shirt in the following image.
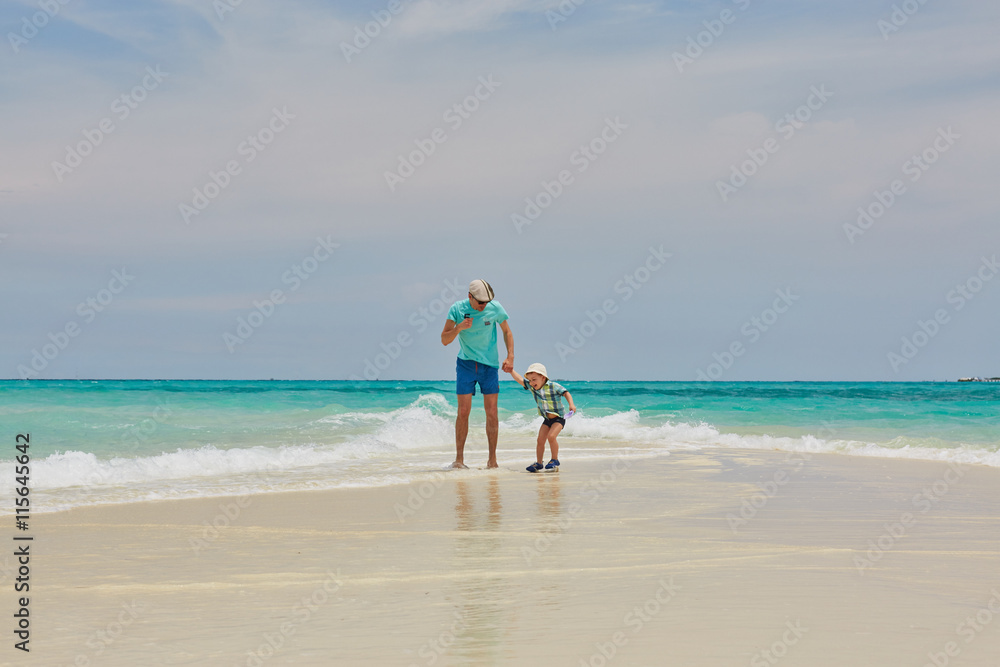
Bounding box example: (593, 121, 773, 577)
(447, 299, 509, 368)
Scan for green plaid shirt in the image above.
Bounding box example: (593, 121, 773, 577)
(522, 380, 568, 417)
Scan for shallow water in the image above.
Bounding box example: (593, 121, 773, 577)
(2, 380, 997, 511)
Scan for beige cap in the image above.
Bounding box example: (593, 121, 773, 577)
(469, 279, 494, 303)
(525, 363, 548, 379)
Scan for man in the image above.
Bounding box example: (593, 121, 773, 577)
(441, 279, 514, 469)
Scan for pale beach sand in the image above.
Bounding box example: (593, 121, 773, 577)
(21, 447, 1000, 666)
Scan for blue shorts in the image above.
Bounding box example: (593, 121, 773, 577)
(456, 358, 499, 396)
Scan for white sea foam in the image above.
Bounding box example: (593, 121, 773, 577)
(4, 396, 997, 513)
(315, 393, 456, 429)
(560, 410, 1000, 467)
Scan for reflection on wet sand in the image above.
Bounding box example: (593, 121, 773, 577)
(437, 475, 570, 665)
(448, 477, 507, 664)
(536, 474, 562, 522)
(528, 475, 565, 615)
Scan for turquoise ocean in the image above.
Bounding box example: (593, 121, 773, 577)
(2, 380, 998, 513)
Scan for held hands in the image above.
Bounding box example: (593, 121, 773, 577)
(501, 357, 514, 373)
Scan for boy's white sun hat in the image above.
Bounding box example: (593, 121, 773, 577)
(525, 363, 548, 379)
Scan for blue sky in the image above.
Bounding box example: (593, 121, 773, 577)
(2, 0, 998, 380)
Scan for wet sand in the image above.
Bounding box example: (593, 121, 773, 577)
(22, 446, 1000, 666)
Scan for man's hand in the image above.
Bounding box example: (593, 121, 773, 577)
(441, 317, 470, 346)
(499, 321, 514, 372)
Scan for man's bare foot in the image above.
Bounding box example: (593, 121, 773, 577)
(450, 461, 469, 469)
(486, 459, 498, 469)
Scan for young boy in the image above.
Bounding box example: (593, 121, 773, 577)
(507, 363, 576, 472)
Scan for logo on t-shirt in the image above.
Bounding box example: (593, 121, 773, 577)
(483, 320, 491, 326)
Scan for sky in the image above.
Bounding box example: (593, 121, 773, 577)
(1, 0, 998, 381)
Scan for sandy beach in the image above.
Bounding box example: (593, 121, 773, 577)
(21, 447, 1000, 666)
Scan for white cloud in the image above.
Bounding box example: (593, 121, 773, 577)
(397, 0, 547, 36)
(3, 0, 1000, 378)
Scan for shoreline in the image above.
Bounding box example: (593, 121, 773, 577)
(14, 435, 1000, 518)
(25, 447, 1000, 665)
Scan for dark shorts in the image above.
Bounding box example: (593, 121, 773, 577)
(542, 416, 566, 428)
(456, 358, 499, 396)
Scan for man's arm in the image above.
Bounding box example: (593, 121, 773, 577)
(441, 316, 472, 346)
(499, 320, 514, 372)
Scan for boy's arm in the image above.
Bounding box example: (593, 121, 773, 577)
(563, 390, 576, 412)
(508, 368, 526, 388)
